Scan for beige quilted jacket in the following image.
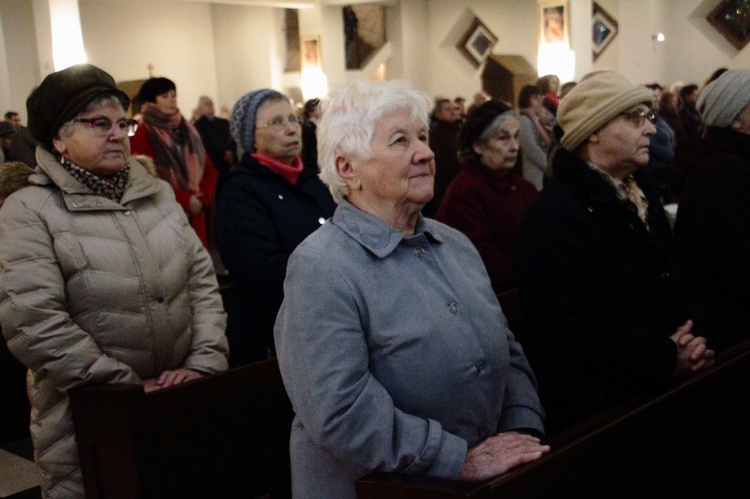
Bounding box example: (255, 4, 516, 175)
(0, 149, 229, 498)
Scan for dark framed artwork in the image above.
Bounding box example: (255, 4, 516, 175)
(707, 0, 750, 50)
(592, 2, 618, 61)
(457, 17, 498, 68)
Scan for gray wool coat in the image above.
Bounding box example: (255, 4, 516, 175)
(274, 200, 544, 499)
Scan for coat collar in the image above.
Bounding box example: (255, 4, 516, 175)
(332, 199, 442, 258)
(462, 160, 525, 193)
(31, 147, 162, 211)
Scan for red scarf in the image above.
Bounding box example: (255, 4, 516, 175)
(252, 153, 303, 185)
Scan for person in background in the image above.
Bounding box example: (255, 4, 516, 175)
(679, 84, 705, 141)
(0, 121, 16, 162)
(674, 69, 750, 352)
(518, 84, 554, 190)
(0, 64, 228, 498)
(454, 96, 467, 120)
(130, 77, 217, 247)
(467, 90, 489, 115)
(537, 74, 561, 116)
(300, 97, 321, 170)
(4, 111, 22, 129)
(214, 89, 335, 366)
(645, 84, 677, 200)
(559, 81, 577, 100)
(513, 72, 714, 435)
(194, 95, 237, 177)
(423, 98, 461, 217)
(437, 101, 537, 293)
(275, 79, 547, 499)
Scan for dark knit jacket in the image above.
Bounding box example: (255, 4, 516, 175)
(437, 161, 537, 293)
(214, 153, 336, 366)
(674, 127, 750, 351)
(512, 148, 697, 434)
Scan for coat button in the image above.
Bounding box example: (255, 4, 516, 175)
(587, 206, 593, 213)
(414, 246, 425, 257)
(124, 210, 132, 216)
(278, 194, 284, 200)
(318, 217, 326, 224)
(156, 296, 165, 303)
(448, 302, 459, 314)
(475, 360, 486, 374)
(661, 272, 670, 280)
(72, 203, 78, 208)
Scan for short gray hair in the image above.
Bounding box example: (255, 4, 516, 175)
(317, 80, 431, 203)
(57, 95, 126, 138)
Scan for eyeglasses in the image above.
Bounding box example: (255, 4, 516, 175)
(75, 117, 139, 137)
(260, 114, 301, 130)
(620, 109, 657, 127)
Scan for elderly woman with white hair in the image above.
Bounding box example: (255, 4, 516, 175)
(674, 69, 750, 352)
(512, 72, 715, 435)
(274, 80, 548, 499)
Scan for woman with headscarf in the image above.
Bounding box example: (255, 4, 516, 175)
(436, 101, 538, 293)
(130, 77, 217, 247)
(214, 89, 335, 366)
(0, 64, 228, 498)
(674, 69, 750, 352)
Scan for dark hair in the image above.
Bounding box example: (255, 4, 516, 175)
(137, 77, 177, 103)
(537, 74, 559, 94)
(458, 100, 514, 162)
(433, 98, 452, 113)
(302, 98, 320, 121)
(4, 111, 18, 120)
(680, 84, 699, 99)
(518, 85, 542, 108)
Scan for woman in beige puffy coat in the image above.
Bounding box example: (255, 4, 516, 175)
(0, 64, 229, 498)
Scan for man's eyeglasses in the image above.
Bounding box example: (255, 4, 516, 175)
(620, 109, 657, 128)
(75, 117, 139, 137)
(260, 115, 301, 130)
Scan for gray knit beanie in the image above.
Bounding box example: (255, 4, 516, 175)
(230, 89, 285, 152)
(697, 69, 750, 129)
(558, 72, 653, 152)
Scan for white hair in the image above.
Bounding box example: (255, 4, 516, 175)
(317, 80, 431, 203)
(57, 95, 125, 138)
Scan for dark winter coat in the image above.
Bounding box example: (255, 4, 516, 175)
(214, 153, 336, 366)
(437, 161, 537, 293)
(512, 148, 696, 434)
(674, 127, 750, 351)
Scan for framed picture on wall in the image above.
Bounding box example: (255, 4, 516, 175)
(592, 2, 618, 60)
(301, 35, 322, 69)
(539, 1, 569, 46)
(706, 0, 750, 51)
(456, 17, 498, 69)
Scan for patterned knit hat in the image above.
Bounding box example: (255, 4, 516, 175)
(557, 72, 653, 152)
(697, 69, 750, 129)
(230, 89, 285, 153)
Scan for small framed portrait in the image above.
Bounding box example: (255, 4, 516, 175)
(540, 1, 569, 46)
(592, 2, 619, 60)
(457, 17, 498, 69)
(706, 0, 750, 51)
(301, 35, 321, 69)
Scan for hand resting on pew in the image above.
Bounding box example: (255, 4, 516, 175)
(670, 320, 715, 377)
(143, 368, 204, 392)
(458, 431, 550, 481)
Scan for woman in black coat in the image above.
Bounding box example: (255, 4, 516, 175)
(512, 73, 714, 435)
(215, 89, 335, 366)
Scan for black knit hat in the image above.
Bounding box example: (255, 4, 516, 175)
(26, 64, 130, 150)
(457, 100, 513, 154)
(137, 77, 176, 104)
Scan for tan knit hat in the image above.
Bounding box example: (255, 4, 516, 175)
(558, 72, 653, 152)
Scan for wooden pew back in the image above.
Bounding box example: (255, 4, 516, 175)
(356, 341, 750, 498)
(70, 359, 293, 498)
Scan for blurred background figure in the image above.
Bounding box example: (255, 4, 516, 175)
(675, 69, 750, 352)
(4, 111, 22, 129)
(537, 74, 561, 116)
(215, 89, 335, 366)
(130, 77, 217, 247)
(194, 95, 237, 177)
(518, 84, 554, 190)
(300, 97, 321, 170)
(438, 101, 537, 293)
(0, 121, 16, 162)
(423, 98, 460, 217)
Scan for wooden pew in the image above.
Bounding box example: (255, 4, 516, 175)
(355, 340, 750, 498)
(70, 359, 293, 498)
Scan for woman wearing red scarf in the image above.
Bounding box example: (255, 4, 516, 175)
(130, 77, 217, 247)
(214, 89, 335, 366)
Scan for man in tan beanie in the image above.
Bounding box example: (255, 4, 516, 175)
(512, 72, 715, 435)
(674, 68, 750, 352)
